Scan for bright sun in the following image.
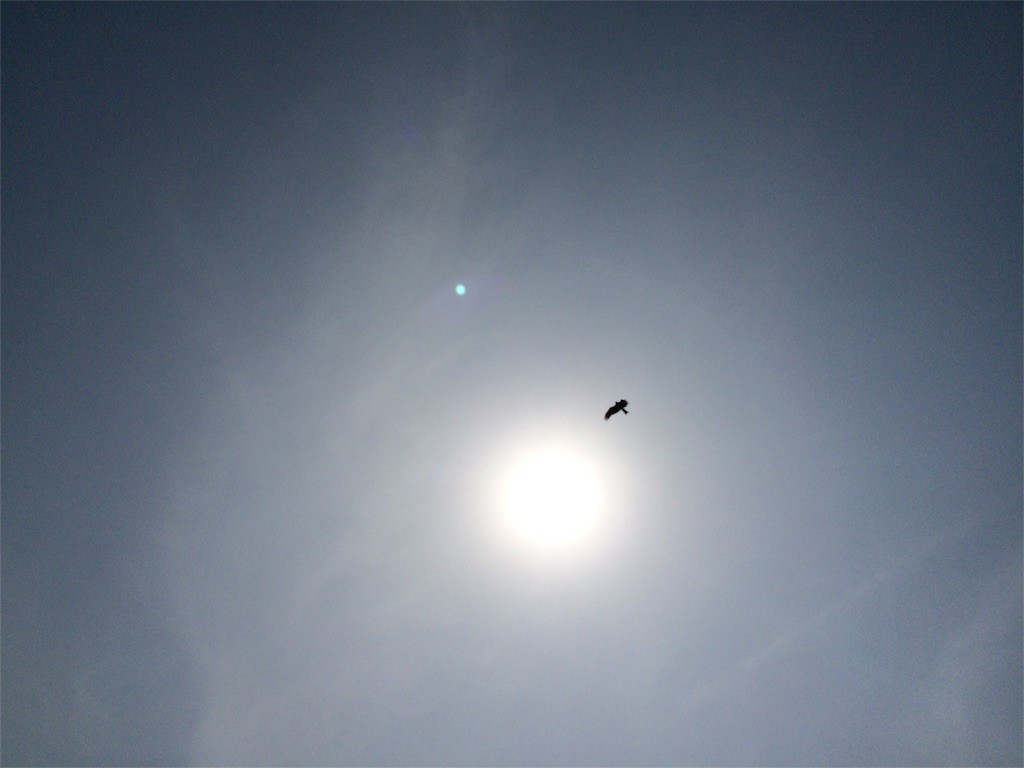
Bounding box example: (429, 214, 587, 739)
(500, 447, 604, 552)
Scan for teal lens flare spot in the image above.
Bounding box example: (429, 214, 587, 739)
(455, 284, 466, 296)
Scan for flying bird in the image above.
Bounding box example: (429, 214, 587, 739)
(604, 399, 628, 420)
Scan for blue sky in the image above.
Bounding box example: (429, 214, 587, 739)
(3, 3, 1021, 766)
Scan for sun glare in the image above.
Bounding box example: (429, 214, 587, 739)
(500, 447, 604, 552)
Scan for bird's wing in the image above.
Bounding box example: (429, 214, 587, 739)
(604, 406, 615, 419)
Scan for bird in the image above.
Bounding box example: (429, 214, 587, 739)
(604, 399, 628, 420)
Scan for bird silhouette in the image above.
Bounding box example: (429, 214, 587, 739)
(604, 399, 628, 420)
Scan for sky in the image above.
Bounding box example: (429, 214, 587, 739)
(2, 3, 1021, 766)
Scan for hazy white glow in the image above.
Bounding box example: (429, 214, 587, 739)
(500, 447, 604, 551)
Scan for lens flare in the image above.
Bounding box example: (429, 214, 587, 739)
(455, 283, 466, 296)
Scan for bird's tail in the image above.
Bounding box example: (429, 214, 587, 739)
(622, 408, 628, 414)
